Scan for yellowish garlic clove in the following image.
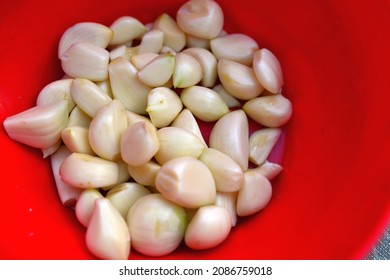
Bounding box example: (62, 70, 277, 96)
(177, 0, 224, 40)
(50, 145, 83, 207)
(95, 79, 113, 98)
(253, 48, 284, 94)
(215, 191, 238, 227)
(199, 148, 244, 192)
(130, 53, 159, 70)
(236, 170, 272, 217)
(209, 109, 249, 171)
(243, 94, 292, 128)
(61, 42, 109, 82)
(184, 205, 231, 250)
(252, 160, 283, 181)
(59, 152, 119, 188)
(249, 128, 281, 165)
(126, 110, 151, 126)
(106, 182, 151, 219)
(155, 126, 207, 165)
(210, 33, 259, 66)
(67, 106, 92, 128)
(3, 100, 69, 149)
(153, 13, 186, 52)
(89, 99, 128, 161)
(127, 161, 161, 187)
(108, 57, 151, 115)
(212, 84, 241, 108)
(138, 29, 164, 54)
(121, 120, 159, 166)
(180, 86, 229, 122)
(171, 108, 207, 146)
(173, 52, 202, 88)
(127, 194, 187, 257)
(75, 188, 104, 227)
(146, 87, 183, 128)
(186, 34, 210, 49)
(61, 126, 95, 155)
(36, 79, 75, 114)
(86, 198, 131, 260)
(156, 157, 216, 208)
(109, 45, 127, 61)
(58, 22, 113, 59)
(182, 47, 217, 87)
(138, 53, 175, 87)
(218, 59, 264, 100)
(109, 16, 147, 46)
(70, 78, 112, 118)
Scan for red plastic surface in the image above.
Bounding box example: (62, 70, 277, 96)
(0, 0, 389, 260)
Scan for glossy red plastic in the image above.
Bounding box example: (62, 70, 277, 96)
(0, 0, 389, 260)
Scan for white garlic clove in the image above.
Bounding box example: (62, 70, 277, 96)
(130, 53, 159, 70)
(95, 79, 113, 98)
(109, 16, 147, 46)
(243, 94, 293, 128)
(138, 29, 164, 54)
(182, 47, 217, 87)
(86, 198, 130, 260)
(61, 126, 95, 155)
(153, 13, 186, 52)
(184, 205, 231, 250)
(210, 33, 259, 66)
(212, 84, 241, 108)
(177, 0, 224, 40)
(171, 108, 207, 146)
(236, 170, 272, 217)
(36, 79, 75, 114)
(58, 22, 113, 59)
(180, 86, 229, 122)
(67, 106, 92, 128)
(3, 100, 69, 149)
(249, 128, 282, 165)
(173, 52, 202, 88)
(59, 152, 119, 189)
(75, 188, 103, 227)
(109, 45, 127, 61)
(251, 160, 283, 181)
(209, 109, 249, 171)
(127, 161, 161, 187)
(218, 59, 264, 100)
(215, 192, 238, 227)
(137, 53, 175, 87)
(61, 42, 109, 82)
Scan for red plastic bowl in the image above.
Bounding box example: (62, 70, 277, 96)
(1, 0, 389, 260)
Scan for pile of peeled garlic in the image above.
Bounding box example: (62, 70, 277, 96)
(3, 0, 292, 259)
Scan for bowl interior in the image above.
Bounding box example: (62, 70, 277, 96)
(1, 0, 390, 259)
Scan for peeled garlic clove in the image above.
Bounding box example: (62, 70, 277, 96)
(180, 86, 229, 122)
(61, 42, 109, 82)
(130, 53, 159, 70)
(243, 94, 292, 128)
(186, 34, 210, 49)
(109, 16, 147, 45)
(126, 110, 151, 126)
(89, 99, 128, 161)
(70, 78, 112, 118)
(68, 106, 92, 128)
(138, 53, 175, 87)
(121, 120, 159, 166)
(42, 140, 62, 158)
(253, 48, 284, 94)
(199, 148, 244, 192)
(146, 87, 183, 128)
(209, 109, 249, 171)
(252, 160, 283, 181)
(3, 100, 69, 149)
(212, 84, 241, 108)
(185, 205, 231, 250)
(177, 0, 224, 40)
(182, 47, 217, 87)
(154, 13, 186, 52)
(171, 108, 206, 146)
(236, 170, 272, 217)
(211, 33, 259, 66)
(106, 182, 151, 219)
(156, 157, 216, 208)
(127, 161, 161, 187)
(50, 145, 83, 207)
(86, 198, 130, 260)
(109, 45, 127, 61)
(215, 192, 238, 227)
(60, 153, 119, 188)
(95, 79, 113, 98)
(58, 22, 113, 59)
(75, 188, 103, 227)
(155, 127, 207, 165)
(173, 52, 202, 88)
(108, 57, 151, 115)
(127, 194, 187, 257)
(36, 79, 75, 113)
(249, 128, 282, 165)
(138, 29, 164, 54)
(61, 126, 95, 155)
(101, 159, 131, 192)
(218, 59, 264, 100)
